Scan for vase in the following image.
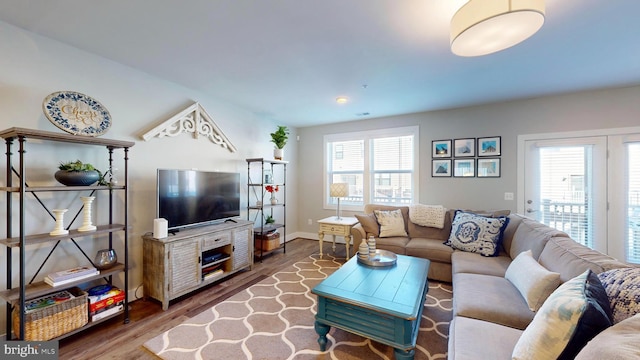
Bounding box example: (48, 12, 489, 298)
(274, 147, 283, 160)
(54, 170, 100, 186)
(94, 249, 117, 270)
(270, 196, 278, 205)
(78, 196, 97, 232)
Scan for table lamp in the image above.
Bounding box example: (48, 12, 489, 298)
(330, 183, 348, 220)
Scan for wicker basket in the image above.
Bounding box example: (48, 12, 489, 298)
(255, 231, 280, 251)
(13, 287, 88, 340)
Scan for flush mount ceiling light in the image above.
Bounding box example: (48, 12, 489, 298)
(336, 96, 349, 104)
(450, 0, 545, 57)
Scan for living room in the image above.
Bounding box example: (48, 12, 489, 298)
(1, 1, 640, 359)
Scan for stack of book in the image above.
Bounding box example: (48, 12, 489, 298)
(45, 265, 99, 287)
(87, 285, 125, 322)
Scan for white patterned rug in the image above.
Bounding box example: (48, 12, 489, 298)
(143, 254, 452, 359)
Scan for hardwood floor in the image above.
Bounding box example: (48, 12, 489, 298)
(58, 238, 346, 360)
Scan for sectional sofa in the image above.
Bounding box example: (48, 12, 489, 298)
(351, 204, 640, 359)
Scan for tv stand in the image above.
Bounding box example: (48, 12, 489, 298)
(143, 220, 253, 310)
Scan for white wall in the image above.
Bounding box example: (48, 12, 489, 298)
(0, 21, 298, 334)
(296, 85, 640, 235)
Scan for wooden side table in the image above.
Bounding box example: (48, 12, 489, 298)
(317, 216, 359, 259)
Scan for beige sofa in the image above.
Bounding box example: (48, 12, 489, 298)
(352, 204, 640, 359)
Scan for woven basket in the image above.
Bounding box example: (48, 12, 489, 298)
(13, 287, 88, 340)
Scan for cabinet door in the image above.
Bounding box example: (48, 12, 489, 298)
(168, 238, 200, 297)
(233, 227, 251, 270)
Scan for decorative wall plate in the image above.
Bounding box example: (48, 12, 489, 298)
(43, 91, 111, 137)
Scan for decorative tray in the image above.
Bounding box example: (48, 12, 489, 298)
(43, 91, 111, 137)
(357, 249, 397, 267)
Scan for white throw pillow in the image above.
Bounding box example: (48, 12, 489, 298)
(374, 209, 407, 237)
(409, 204, 446, 228)
(505, 250, 561, 311)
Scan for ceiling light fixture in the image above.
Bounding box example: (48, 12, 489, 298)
(450, 0, 545, 57)
(336, 96, 349, 104)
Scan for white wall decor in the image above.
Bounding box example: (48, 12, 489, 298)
(141, 102, 237, 152)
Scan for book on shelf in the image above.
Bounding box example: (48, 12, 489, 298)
(46, 265, 99, 282)
(203, 269, 224, 280)
(45, 270, 99, 287)
(91, 303, 124, 322)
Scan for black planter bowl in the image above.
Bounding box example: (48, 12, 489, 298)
(54, 170, 100, 186)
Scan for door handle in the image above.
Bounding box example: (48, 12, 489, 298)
(526, 208, 537, 213)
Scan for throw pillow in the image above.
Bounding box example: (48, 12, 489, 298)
(354, 213, 380, 237)
(445, 210, 509, 257)
(408, 204, 446, 229)
(597, 267, 640, 323)
(505, 250, 561, 311)
(374, 209, 407, 237)
(512, 270, 613, 360)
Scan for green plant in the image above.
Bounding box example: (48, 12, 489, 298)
(58, 160, 109, 186)
(270, 125, 289, 149)
(265, 215, 275, 224)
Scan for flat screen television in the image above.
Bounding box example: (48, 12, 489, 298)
(157, 169, 241, 231)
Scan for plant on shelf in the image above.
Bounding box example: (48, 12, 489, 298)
(55, 160, 105, 186)
(265, 215, 275, 225)
(265, 185, 279, 204)
(270, 125, 289, 160)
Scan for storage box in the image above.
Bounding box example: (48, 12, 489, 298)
(89, 289, 125, 316)
(13, 287, 88, 340)
(255, 231, 280, 251)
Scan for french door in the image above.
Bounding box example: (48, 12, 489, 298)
(519, 128, 640, 264)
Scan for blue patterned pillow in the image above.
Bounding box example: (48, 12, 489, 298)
(445, 210, 509, 256)
(512, 270, 613, 360)
(597, 267, 640, 323)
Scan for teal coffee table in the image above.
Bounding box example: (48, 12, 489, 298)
(312, 254, 430, 359)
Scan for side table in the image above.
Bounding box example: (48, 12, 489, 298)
(317, 216, 359, 259)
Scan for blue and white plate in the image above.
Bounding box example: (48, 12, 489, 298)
(43, 91, 111, 137)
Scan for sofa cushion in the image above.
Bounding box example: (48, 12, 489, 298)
(597, 267, 640, 323)
(512, 270, 613, 360)
(448, 316, 522, 360)
(451, 251, 512, 277)
(505, 250, 561, 311)
(405, 237, 454, 263)
(374, 209, 408, 237)
(374, 236, 410, 255)
(453, 273, 535, 330)
(507, 216, 568, 260)
(408, 204, 446, 228)
(539, 236, 629, 283)
(354, 213, 379, 237)
(574, 313, 640, 360)
(446, 211, 509, 257)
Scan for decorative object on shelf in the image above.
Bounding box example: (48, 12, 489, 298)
(266, 184, 279, 205)
(330, 183, 348, 219)
(256, 200, 262, 206)
(450, 0, 545, 57)
(265, 215, 275, 225)
(141, 102, 237, 152)
(49, 209, 69, 236)
(78, 196, 97, 232)
(358, 241, 369, 261)
(94, 249, 117, 270)
(42, 91, 111, 137)
(55, 160, 102, 186)
(264, 169, 273, 184)
(270, 125, 289, 160)
(367, 235, 377, 258)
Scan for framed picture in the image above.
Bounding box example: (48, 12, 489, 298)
(477, 158, 501, 177)
(454, 159, 475, 177)
(477, 136, 501, 157)
(432, 139, 452, 158)
(432, 159, 452, 177)
(454, 138, 475, 157)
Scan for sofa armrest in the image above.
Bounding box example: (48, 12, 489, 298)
(351, 224, 366, 246)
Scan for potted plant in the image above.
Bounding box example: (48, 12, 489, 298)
(270, 125, 289, 160)
(55, 160, 103, 186)
(265, 215, 275, 225)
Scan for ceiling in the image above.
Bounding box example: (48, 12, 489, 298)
(1, 0, 639, 128)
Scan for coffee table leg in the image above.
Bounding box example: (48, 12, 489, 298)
(394, 348, 415, 360)
(314, 321, 330, 351)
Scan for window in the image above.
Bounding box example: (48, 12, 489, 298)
(325, 126, 419, 210)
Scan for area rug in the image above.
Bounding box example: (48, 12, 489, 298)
(144, 254, 452, 360)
